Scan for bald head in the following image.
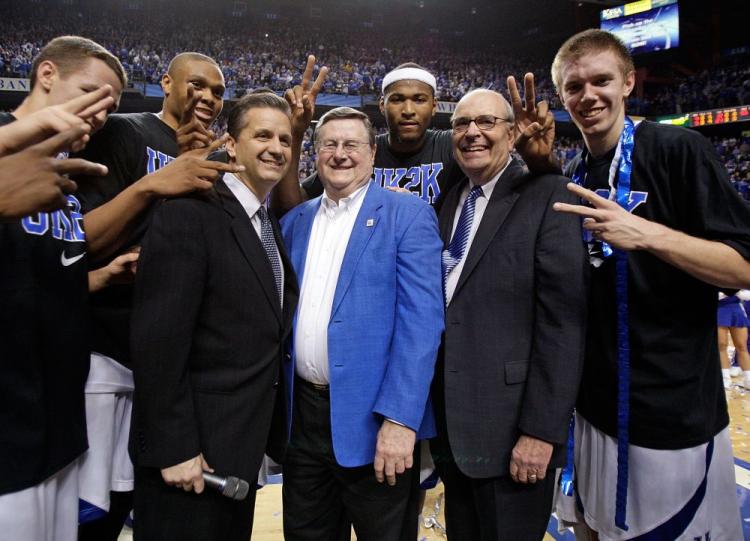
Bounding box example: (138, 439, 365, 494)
(453, 89, 514, 125)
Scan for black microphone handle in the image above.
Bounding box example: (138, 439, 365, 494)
(202, 472, 250, 501)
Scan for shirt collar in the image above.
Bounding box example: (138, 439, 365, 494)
(321, 181, 370, 218)
(223, 172, 265, 220)
(470, 156, 512, 200)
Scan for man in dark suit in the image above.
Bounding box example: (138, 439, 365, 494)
(129, 91, 298, 540)
(430, 89, 587, 540)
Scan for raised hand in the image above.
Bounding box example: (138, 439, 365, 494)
(507, 73, 556, 169)
(284, 55, 329, 137)
(142, 134, 244, 197)
(176, 84, 216, 154)
(0, 124, 108, 219)
(0, 86, 115, 156)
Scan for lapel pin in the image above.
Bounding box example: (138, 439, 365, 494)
(366, 218, 375, 227)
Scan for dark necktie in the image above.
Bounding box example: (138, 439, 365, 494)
(257, 205, 283, 307)
(441, 185, 483, 304)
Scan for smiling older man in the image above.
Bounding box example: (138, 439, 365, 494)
(279, 106, 444, 541)
(430, 89, 587, 541)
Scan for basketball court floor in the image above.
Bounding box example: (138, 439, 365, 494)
(116, 385, 750, 540)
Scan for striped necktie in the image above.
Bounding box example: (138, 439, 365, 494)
(257, 206, 283, 307)
(441, 185, 483, 303)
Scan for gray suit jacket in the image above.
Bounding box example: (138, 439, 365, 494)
(433, 160, 588, 478)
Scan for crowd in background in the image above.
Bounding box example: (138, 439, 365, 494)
(1, 4, 748, 118)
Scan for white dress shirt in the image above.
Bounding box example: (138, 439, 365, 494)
(444, 159, 511, 306)
(295, 182, 370, 384)
(223, 172, 284, 297)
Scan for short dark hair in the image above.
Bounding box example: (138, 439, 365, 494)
(227, 89, 291, 139)
(166, 52, 220, 77)
(30, 35, 127, 90)
(551, 29, 634, 91)
(314, 107, 375, 147)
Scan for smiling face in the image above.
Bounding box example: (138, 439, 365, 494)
(380, 79, 436, 147)
(315, 118, 375, 201)
(162, 58, 225, 129)
(451, 90, 515, 185)
(225, 107, 292, 199)
(558, 49, 635, 156)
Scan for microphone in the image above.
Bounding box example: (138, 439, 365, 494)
(202, 472, 250, 500)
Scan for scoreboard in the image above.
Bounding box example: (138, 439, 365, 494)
(656, 105, 750, 128)
(601, 0, 680, 55)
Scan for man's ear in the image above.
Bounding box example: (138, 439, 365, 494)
(225, 136, 237, 160)
(379, 95, 386, 115)
(161, 73, 172, 97)
(623, 70, 636, 99)
(35, 60, 58, 93)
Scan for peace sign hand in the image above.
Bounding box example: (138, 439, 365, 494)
(284, 55, 329, 137)
(507, 73, 556, 169)
(553, 182, 659, 252)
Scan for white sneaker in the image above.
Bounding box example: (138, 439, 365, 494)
(730, 366, 742, 377)
(725, 377, 733, 389)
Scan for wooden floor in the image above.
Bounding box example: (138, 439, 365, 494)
(118, 384, 750, 541)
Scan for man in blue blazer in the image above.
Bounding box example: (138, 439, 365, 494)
(279, 106, 444, 541)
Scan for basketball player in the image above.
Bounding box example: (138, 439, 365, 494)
(0, 36, 125, 541)
(551, 29, 749, 539)
(274, 62, 558, 214)
(74, 52, 241, 540)
(0, 92, 116, 218)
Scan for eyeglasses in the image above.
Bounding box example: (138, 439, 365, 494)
(317, 140, 371, 155)
(451, 115, 511, 133)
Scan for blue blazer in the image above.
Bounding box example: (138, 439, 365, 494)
(280, 182, 445, 467)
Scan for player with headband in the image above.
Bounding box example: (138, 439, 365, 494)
(274, 61, 558, 213)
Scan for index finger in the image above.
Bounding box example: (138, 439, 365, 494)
(308, 66, 329, 98)
(301, 55, 315, 91)
(506, 75, 523, 116)
(60, 86, 112, 115)
(523, 72, 536, 111)
(180, 84, 199, 126)
(565, 182, 613, 207)
(75, 95, 115, 123)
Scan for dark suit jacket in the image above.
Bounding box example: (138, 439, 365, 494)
(129, 178, 298, 483)
(433, 160, 587, 479)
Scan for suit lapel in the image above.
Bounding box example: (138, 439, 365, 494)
(452, 161, 527, 299)
(331, 183, 382, 318)
(289, 198, 320, 286)
(216, 178, 283, 324)
(271, 215, 299, 331)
